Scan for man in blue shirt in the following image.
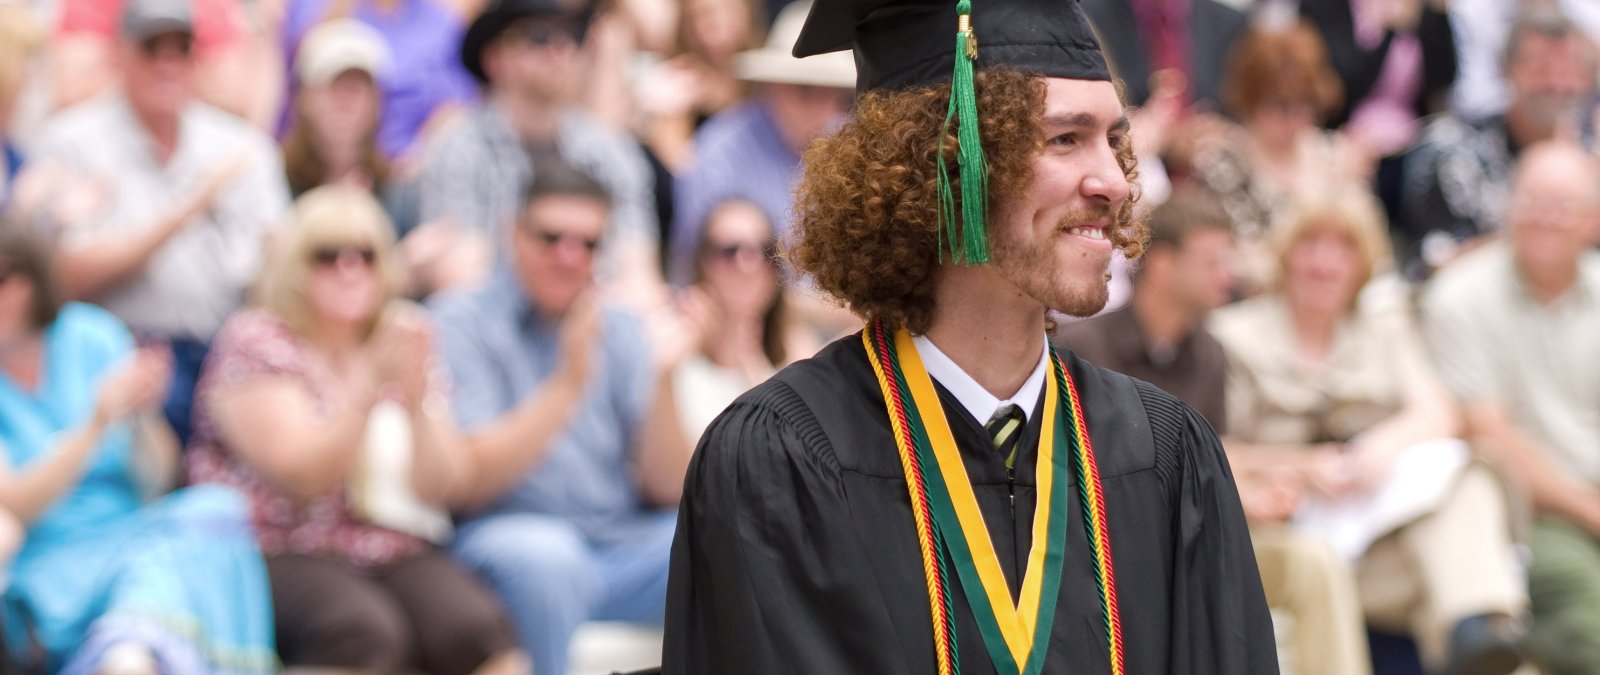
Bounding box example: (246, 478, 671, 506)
(430, 160, 694, 675)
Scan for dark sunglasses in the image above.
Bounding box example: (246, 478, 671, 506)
(709, 241, 776, 264)
(138, 33, 195, 59)
(505, 19, 582, 48)
(310, 246, 377, 267)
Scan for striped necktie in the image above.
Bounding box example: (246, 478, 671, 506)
(987, 404, 1027, 471)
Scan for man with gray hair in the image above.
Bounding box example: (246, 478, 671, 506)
(1422, 141, 1600, 675)
(1400, 5, 1596, 280)
(29, 0, 289, 443)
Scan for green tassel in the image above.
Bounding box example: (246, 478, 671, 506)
(936, 0, 989, 265)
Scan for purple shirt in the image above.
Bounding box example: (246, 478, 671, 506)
(284, 0, 480, 157)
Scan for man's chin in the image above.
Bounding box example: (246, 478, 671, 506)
(1042, 282, 1109, 319)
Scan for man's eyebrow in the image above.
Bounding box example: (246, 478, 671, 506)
(1041, 113, 1132, 134)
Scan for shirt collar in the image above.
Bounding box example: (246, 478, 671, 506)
(912, 333, 1050, 424)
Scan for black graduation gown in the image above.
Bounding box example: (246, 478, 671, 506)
(662, 335, 1278, 674)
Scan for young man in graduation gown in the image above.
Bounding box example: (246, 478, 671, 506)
(661, 0, 1279, 671)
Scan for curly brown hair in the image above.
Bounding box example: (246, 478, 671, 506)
(785, 68, 1145, 334)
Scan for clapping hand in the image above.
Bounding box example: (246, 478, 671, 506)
(369, 305, 436, 408)
(95, 347, 173, 426)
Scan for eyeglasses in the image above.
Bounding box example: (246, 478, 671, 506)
(137, 33, 195, 59)
(708, 241, 776, 265)
(527, 228, 601, 254)
(504, 19, 582, 48)
(310, 246, 377, 267)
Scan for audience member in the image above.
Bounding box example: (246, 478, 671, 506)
(416, 0, 661, 292)
(674, 199, 814, 442)
(1215, 185, 1527, 675)
(1300, 0, 1457, 158)
(1079, 0, 1247, 109)
(282, 19, 390, 198)
(668, 0, 853, 284)
(281, 0, 480, 160)
(52, 0, 280, 127)
(0, 224, 274, 675)
(1401, 6, 1596, 278)
(29, 0, 289, 445)
(1449, 0, 1600, 120)
(1420, 141, 1600, 675)
(186, 186, 527, 674)
(636, 0, 762, 171)
(0, 3, 42, 208)
(1191, 21, 1361, 290)
(1055, 189, 1235, 431)
(430, 161, 694, 675)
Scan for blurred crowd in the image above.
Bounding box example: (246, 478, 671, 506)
(0, 0, 1598, 672)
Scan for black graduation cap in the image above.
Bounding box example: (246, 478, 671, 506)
(791, 0, 1110, 93)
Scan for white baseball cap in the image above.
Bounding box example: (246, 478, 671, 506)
(296, 19, 390, 87)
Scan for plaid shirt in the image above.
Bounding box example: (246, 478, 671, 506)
(416, 104, 657, 256)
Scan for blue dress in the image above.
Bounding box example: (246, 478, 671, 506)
(0, 304, 275, 674)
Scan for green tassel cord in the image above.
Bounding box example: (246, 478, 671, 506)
(936, 0, 989, 265)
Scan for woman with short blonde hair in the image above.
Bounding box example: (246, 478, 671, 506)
(188, 186, 528, 675)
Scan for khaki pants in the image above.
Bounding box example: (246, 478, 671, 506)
(1356, 464, 1526, 666)
(1252, 526, 1371, 675)
(1254, 464, 1526, 672)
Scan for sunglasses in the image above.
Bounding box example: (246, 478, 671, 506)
(708, 241, 776, 264)
(528, 229, 601, 254)
(137, 33, 195, 59)
(310, 246, 377, 267)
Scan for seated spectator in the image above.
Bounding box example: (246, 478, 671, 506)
(0, 224, 274, 675)
(635, 0, 761, 171)
(674, 199, 815, 441)
(1213, 185, 1527, 675)
(1190, 21, 1366, 291)
(667, 0, 853, 284)
(282, 19, 390, 198)
(1300, 0, 1457, 159)
(52, 0, 280, 127)
(0, 3, 42, 208)
(280, 0, 480, 161)
(29, 0, 289, 446)
(1401, 6, 1596, 278)
(416, 0, 661, 297)
(430, 160, 695, 675)
(1055, 189, 1236, 432)
(1079, 0, 1247, 110)
(185, 186, 526, 674)
(1420, 141, 1600, 675)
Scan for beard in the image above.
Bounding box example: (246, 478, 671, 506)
(989, 205, 1118, 318)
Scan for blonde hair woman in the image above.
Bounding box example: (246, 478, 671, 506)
(1212, 184, 1528, 674)
(186, 186, 528, 675)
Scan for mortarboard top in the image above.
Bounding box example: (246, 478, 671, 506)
(791, 0, 1110, 93)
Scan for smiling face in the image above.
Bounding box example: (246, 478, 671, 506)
(1507, 143, 1600, 273)
(699, 201, 779, 319)
(121, 31, 196, 121)
(513, 193, 609, 317)
(1282, 227, 1364, 318)
(988, 77, 1133, 318)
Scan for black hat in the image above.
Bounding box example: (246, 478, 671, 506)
(460, 0, 590, 83)
(792, 0, 1109, 93)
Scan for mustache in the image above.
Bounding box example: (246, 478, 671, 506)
(1054, 204, 1117, 232)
